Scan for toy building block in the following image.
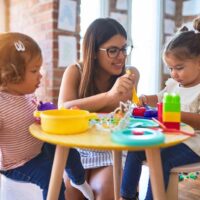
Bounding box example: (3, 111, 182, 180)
(162, 112, 181, 122)
(132, 107, 146, 116)
(132, 107, 158, 118)
(163, 122, 180, 129)
(144, 109, 157, 118)
(157, 102, 163, 122)
(162, 93, 181, 129)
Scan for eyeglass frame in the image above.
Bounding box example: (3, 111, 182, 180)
(99, 45, 133, 58)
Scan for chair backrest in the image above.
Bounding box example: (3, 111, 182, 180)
(0, 175, 43, 200)
(171, 162, 200, 173)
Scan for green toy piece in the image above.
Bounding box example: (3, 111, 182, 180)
(178, 171, 199, 182)
(163, 93, 180, 112)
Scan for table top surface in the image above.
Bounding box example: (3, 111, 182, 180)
(29, 123, 195, 151)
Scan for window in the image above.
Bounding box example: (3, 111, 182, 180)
(131, 0, 163, 95)
(80, 0, 108, 37)
(80, 0, 108, 58)
(0, 0, 6, 32)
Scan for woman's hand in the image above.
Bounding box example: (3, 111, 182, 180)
(107, 73, 135, 102)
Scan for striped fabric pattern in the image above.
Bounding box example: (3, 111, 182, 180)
(78, 149, 113, 169)
(74, 63, 113, 168)
(0, 92, 43, 170)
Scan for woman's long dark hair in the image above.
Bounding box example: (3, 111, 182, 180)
(79, 18, 127, 98)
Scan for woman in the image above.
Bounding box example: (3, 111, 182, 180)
(58, 18, 139, 200)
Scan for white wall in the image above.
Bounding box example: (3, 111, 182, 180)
(0, 0, 6, 32)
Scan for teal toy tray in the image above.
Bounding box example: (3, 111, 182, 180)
(128, 118, 159, 128)
(111, 128, 165, 146)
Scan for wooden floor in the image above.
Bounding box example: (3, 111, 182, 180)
(179, 177, 200, 200)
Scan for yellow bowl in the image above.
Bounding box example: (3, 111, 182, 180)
(39, 109, 97, 135)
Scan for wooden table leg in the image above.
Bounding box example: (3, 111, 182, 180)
(47, 145, 69, 200)
(145, 148, 166, 200)
(112, 150, 122, 200)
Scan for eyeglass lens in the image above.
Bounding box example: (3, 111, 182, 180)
(107, 46, 132, 58)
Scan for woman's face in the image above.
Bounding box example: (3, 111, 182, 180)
(164, 53, 200, 87)
(96, 34, 127, 76)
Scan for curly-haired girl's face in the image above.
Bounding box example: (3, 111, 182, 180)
(164, 53, 200, 87)
(5, 55, 42, 95)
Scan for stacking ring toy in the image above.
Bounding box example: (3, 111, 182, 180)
(111, 128, 165, 146)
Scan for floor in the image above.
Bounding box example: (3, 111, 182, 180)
(0, 171, 200, 200)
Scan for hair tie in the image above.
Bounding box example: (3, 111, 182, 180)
(14, 40, 25, 52)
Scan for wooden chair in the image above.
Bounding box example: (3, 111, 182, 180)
(167, 162, 200, 200)
(0, 175, 43, 200)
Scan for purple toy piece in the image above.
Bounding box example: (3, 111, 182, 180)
(37, 101, 57, 111)
(144, 109, 157, 118)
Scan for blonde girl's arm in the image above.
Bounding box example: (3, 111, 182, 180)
(181, 112, 200, 130)
(58, 65, 119, 112)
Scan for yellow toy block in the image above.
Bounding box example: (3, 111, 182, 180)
(163, 112, 181, 122)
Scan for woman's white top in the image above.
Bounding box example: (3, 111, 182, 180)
(157, 78, 200, 156)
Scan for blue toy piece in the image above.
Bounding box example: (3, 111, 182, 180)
(128, 118, 158, 128)
(111, 128, 165, 146)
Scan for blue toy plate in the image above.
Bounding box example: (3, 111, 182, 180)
(133, 116, 157, 120)
(128, 118, 159, 128)
(111, 128, 165, 146)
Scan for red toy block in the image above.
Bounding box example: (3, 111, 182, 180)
(132, 107, 146, 116)
(157, 102, 163, 122)
(163, 122, 180, 130)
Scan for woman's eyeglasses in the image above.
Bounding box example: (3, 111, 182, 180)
(99, 45, 133, 58)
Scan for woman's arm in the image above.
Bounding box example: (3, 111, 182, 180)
(58, 65, 111, 111)
(58, 65, 136, 112)
(181, 112, 200, 130)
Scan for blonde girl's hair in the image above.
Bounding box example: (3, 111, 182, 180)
(0, 32, 42, 88)
(163, 16, 200, 60)
(79, 18, 127, 98)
